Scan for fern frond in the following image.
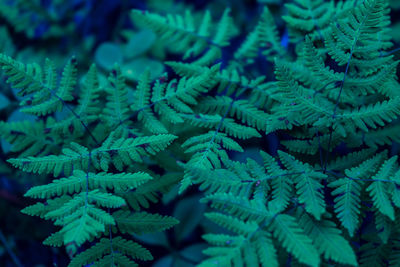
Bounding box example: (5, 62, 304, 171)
(272, 60, 333, 131)
(93, 134, 177, 171)
(366, 156, 398, 220)
(113, 210, 179, 234)
(201, 193, 269, 223)
(374, 211, 392, 244)
(69, 237, 153, 267)
(124, 173, 181, 211)
(0, 54, 77, 116)
(260, 151, 292, 212)
(364, 124, 400, 148)
(329, 152, 385, 236)
(0, 53, 43, 96)
(21, 196, 70, 219)
(0, 120, 60, 157)
(278, 150, 326, 219)
(7, 142, 89, 176)
(102, 64, 131, 128)
(183, 131, 243, 154)
(183, 114, 261, 139)
(283, 0, 335, 42)
(198, 96, 269, 131)
(298, 211, 357, 266)
(325, 0, 392, 73)
(200, 212, 278, 267)
(131, 8, 235, 65)
(24, 170, 153, 199)
(234, 7, 284, 62)
(46, 64, 101, 136)
(337, 98, 400, 132)
(326, 148, 377, 171)
(46, 193, 117, 246)
(268, 213, 320, 267)
(132, 65, 218, 133)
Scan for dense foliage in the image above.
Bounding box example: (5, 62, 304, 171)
(1, 0, 400, 266)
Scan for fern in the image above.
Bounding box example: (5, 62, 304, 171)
(283, 0, 338, 42)
(2, 0, 400, 266)
(0, 55, 76, 116)
(234, 6, 284, 63)
(132, 64, 219, 134)
(0, 53, 180, 266)
(130, 8, 236, 65)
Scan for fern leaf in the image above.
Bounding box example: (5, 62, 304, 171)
(93, 134, 177, 171)
(235, 7, 283, 62)
(269, 213, 320, 267)
(201, 193, 269, 223)
(254, 231, 279, 267)
(329, 151, 385, 236)
(62, 207, 109, 246)
(102, 64, 131, 128)
(24, 170, 153, 199)
(124, 173, 181, 211)
(0, 54, 77, 115)
(325, 0, 392, 73)
(329, 178, 362, 237)
(131, 8, 235, 65)
(283, 0, 335, 41)
(298, 211, 357, 266)
(0, 120, 59, 157)
(278, 151, 326, 219)
(113, 210, 179, 234)
(260, 151, 292, 212)
(374, 211, 392, 244)
(69, 236, 152, 267)
(366, 156, 398, 220)
(8, 142, 89, 176)
(198, 96, 269, 131)
(338, 98, 400, 132)
(44, 190, 122, 246)
(0, 53, 43, 96)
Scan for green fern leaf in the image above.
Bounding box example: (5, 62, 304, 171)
(24, 170, 153, 199)
(298, 211, 357, 266)
(329, 151, 385, 236)
(278, 150, 326, 219)
(366, 156, 398, 220)
(69, 237, 153, 267)
(269, 213, 320, 267)
(113, 210, 179, 234)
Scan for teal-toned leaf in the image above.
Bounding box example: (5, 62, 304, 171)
(174, 195, 206, 242)
(0, 93, 10, 110)
(124, 29, 156, 59)
(122, 57, 164, 81)
(95, 43, 123, 71)
(133, 232, 169, 247)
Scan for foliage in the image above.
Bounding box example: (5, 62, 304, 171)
(1, 0, 400, 266)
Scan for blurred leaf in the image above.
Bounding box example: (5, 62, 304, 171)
(0, 93, 10, 110)
(391, 0, 400, 9)
(122, 57, 164, 81)
(134, 231, 169, 247)
(95, 42, 123, 71)
(391, 22, 400, 42)
(258, 0, 281, 3)
(173, 195, 205, 242)
(180, 243, 207, 263)
(0, 27, 15, 55)
(162, 184, 179, 205)
(153, 255, 173, 267)
(1, 110, 36, 154)
(124, 29, 156, 59)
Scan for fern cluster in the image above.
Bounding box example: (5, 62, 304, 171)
(1, 0, 400, 266)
